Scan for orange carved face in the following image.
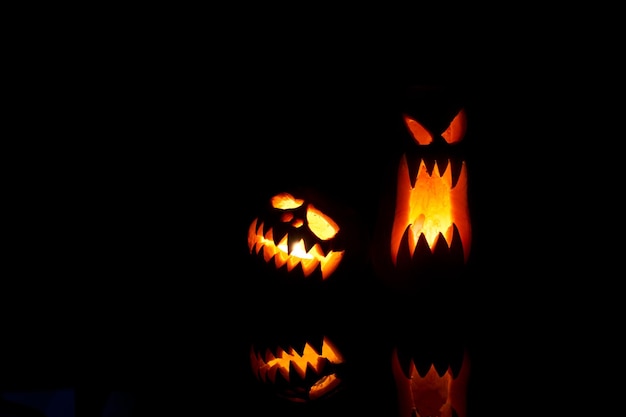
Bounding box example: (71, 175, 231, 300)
(373, 85, 472, 290)
(391, 107, 471, 268)
(391, 346, 470, 417)
(247, 192, 345, 282)
(249, 335, 346, 403)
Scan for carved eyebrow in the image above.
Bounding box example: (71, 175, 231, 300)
(404, 108, 467, 145)
(441, 108, 467, 144)
(403, 114, 433, 145)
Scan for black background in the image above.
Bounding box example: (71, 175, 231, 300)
(5, 6, 619, 416)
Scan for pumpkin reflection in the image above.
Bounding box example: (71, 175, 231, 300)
(250, 336, 345, 403)
(391, 347, 470, 417)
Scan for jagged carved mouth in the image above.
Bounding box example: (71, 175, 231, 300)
(247, 217, 345, 280)
(250, 336, 345, 402)
(390, 155, 471, 266)
(247, 192, 345, 280)
(391, 347, 470, 417)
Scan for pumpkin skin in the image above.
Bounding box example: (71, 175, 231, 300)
(372, 85, 472, 291)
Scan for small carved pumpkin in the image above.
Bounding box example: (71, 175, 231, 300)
(247, 191, 346, 282)
(249, 334, 346, 403)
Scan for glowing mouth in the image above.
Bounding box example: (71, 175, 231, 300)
(390, 156, 471, 266)
(392, 347, 470, 417)
(248, 218, 345, 280)
(250, 336, 345, 402)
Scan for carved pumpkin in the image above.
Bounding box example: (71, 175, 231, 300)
(385, 295, 471, 417)
(391, 345, 470, 417)
(249, 334, 346, 403)
(247, 190, 347, 283)
(373, 85, 472, 290)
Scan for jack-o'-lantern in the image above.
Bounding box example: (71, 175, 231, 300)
(247, 191, 347, 283)
(249, 334, 346, 403)
(384, 271, 472, 417)
(373, 85, 472, 290)
(391, 345, 470, 417)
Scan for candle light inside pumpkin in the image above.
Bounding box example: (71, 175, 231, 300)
(391, 156, 470, 265)
(248, 192, 345, 280)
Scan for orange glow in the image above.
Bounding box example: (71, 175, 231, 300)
(391, 157, 471, 265)
(271, 192, 304, 209)
(306, 205, 340, 240)
(250, 336, 345, 402)
(440, 108, 467, 144)
(247, 192, 345, 280)
(273, 193, 340, 241)
(404, 115, 434, 145)
(403, 109, 466, 146)
(391, 348, 470, 417)
(248, 218, 344, 279)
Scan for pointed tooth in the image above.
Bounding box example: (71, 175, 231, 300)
(450, 159, 463, 188)
(290, 357, 308, 380)
(262, 347, 275, 363)
(395, 349, 413, 379)
(291, 363, 312, 390)
(249, 351, 261, 380)
(247, 218, 258, 252)
(287, 233, 298, 254)
(449, 346, 467, 377)
(432, 231, 450, 253)
(273, 366, 290, 385)
(423, 158, 437, 177)
(414, 356, 432, 377)
(433, 359, 450, 377)
(415, 233, 432, 256)
(299, 256, 319, 277)
(303, 234, 316, 253)
(448, 225, 465, 263)
(436, 157, 449, 177)
(406, 153, 421, 188)
(291, 340, 308, 357)
(308, 357, 328, 376)
(308, 338, 324, 357)
(395, 227, 414, 268)
(450, 357, 463, 378)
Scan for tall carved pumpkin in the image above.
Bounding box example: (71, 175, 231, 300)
(372, 85, 472, 291)
(391, 344, 470, 417)
(385, 291, 472, 417)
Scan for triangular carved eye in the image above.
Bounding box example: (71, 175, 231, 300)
(403, 114, 432, 145)
(403, 108, 467, 145)
(441, 108, 467, 144)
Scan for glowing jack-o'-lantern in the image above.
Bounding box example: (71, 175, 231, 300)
(373, 85, 472, 289)
(247, 191, 345, 282)
(249, 335, 346, 403)
(392, 108, 470, 266)
(391, 346, 470, 417)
